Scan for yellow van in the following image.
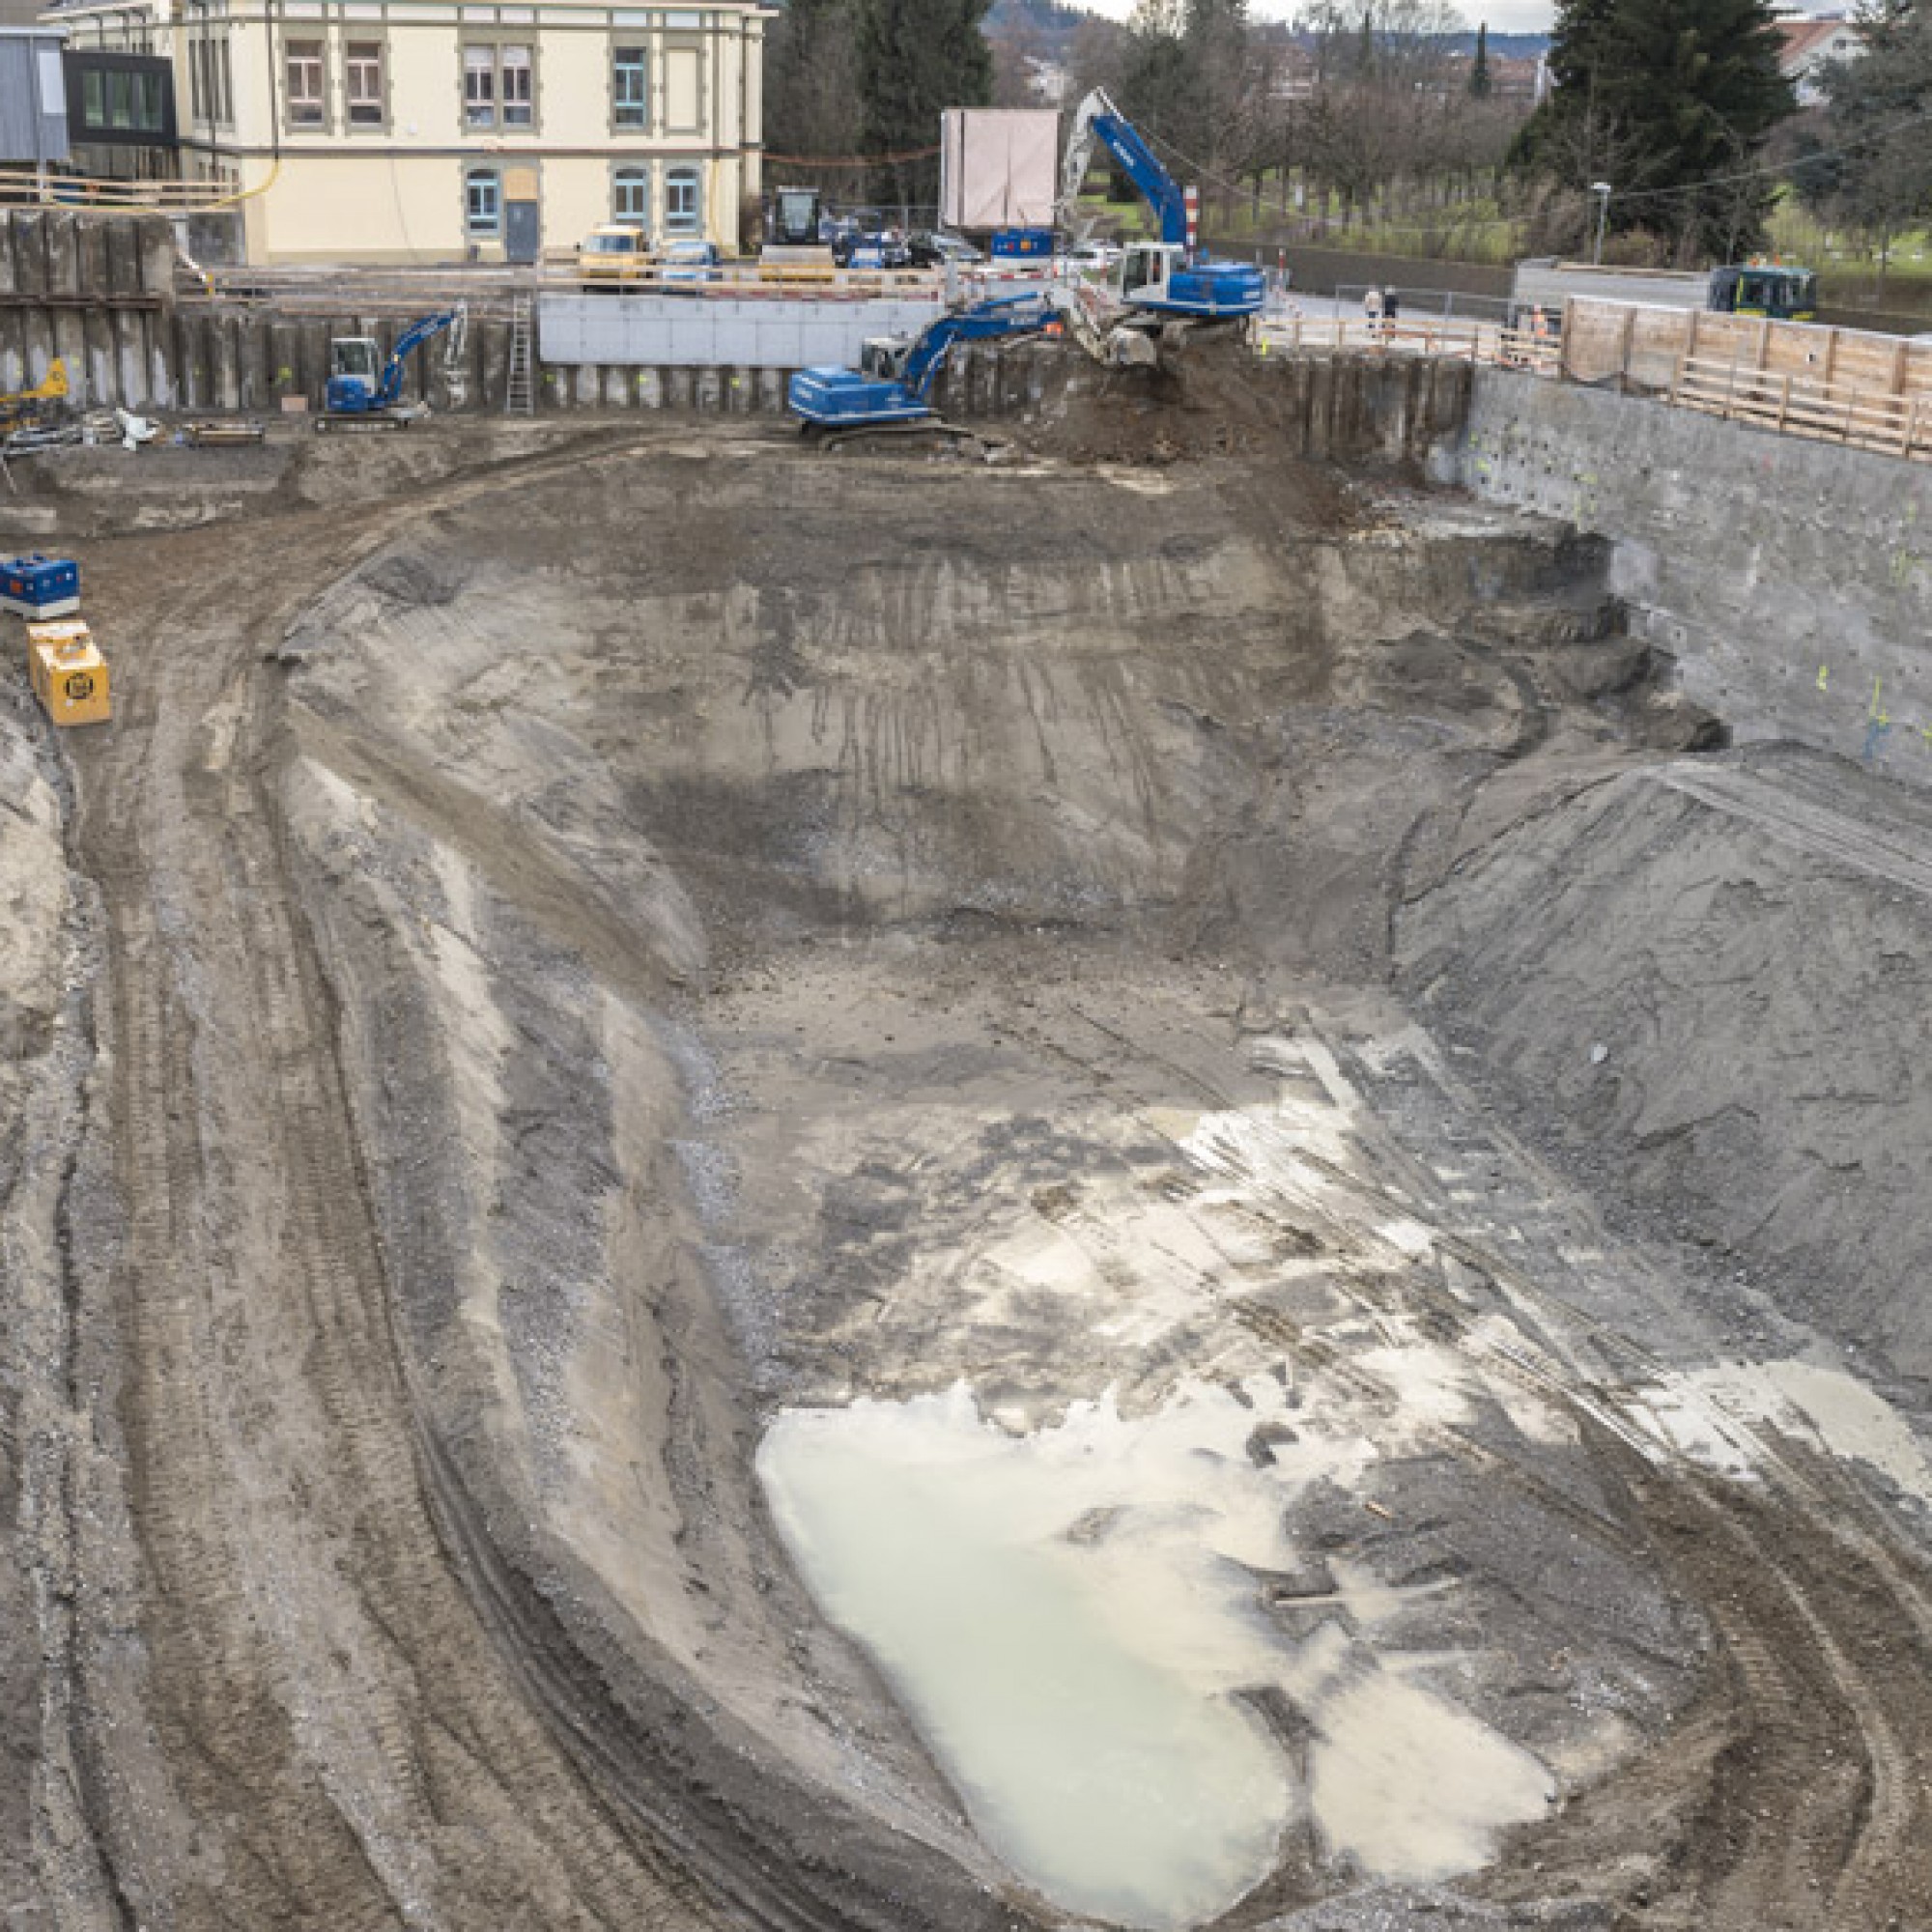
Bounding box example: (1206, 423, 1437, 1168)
(578, 224, 652, 290)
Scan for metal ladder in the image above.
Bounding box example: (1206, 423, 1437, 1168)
(505, 291, 535, 416)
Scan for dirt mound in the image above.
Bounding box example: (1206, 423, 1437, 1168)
(1401, 741, 1932, 1397)
(1006, 331, 1465, 493)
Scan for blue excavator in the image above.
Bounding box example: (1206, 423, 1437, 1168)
(319, 304, 469, 430)
(1058, 90, 1264, 323)
(788, 288, 1094, 440)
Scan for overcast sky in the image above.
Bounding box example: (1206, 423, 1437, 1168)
(1069, 0, 1839, 26)
(1068, 0, 1560, 26)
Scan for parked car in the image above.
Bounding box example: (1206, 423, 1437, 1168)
(823, 207, 882, 246)
(907, 230, 983, 269)
(833, 228, 913, 270)
(577, 223, 652, 289)
(659, 239, 723, 287)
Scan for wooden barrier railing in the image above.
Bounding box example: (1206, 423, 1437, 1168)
(1255, 313, 1562, 373)
(1669, 354, 1931, 462)
(1561, 296, 1932, 466)
(0, 164, 272, 212)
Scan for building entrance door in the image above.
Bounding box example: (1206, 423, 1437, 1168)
(503, 165, 540, 265)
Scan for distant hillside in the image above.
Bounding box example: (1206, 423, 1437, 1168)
(982, 0, 1093, 58)
(980, 0, 1547, 64)
(1443, 30, 1548, 58)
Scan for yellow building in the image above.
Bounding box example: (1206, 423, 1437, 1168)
(50, 0, 769, 263)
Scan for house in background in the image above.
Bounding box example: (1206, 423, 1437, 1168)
(1776, 14, 1861, 108)
(43, 0, 769, 264)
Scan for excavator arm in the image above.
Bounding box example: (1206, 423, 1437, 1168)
(899, 290, 1061, 399)
(376, 305, 469, 408)
(1058, 90, 1189, 251)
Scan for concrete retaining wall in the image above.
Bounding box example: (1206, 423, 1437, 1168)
(1445, 369, 1932, 782)
(539, 293, 946, 370)
(0, 209, 177, 412)
(0, 289, 1473, 466)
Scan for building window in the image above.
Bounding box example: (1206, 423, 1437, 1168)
(285, 37, 324, 127)
(500, 43, 532, 127)
(190, 33, 231, 125)
(665, 165, 700, 236)
(463, 43, 495, 128)
(345, 41, 384, 127)
(465, 43, 532, 131)
(612, 44, 647, 128)
(466, 166, 501, 238)
(71, 53, 177, 143)
(612, 166, 649, 225)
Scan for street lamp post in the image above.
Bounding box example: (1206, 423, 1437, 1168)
(1590, 183, 1612, 266)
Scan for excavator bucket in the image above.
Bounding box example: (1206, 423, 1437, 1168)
(442, 305, 470, 409)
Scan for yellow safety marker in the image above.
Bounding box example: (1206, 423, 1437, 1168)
(26, 619, 111, 727)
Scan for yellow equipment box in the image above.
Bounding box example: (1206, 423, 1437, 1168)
(26, 620, 111, 727)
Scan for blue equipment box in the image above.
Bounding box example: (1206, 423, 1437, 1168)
(990, 228, 1053, 260)
(0, 553, 79, 618)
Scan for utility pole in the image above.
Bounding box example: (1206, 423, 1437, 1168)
(1590, 182, 1611, 265)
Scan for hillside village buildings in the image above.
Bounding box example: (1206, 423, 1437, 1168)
(45, 0, 769, 262)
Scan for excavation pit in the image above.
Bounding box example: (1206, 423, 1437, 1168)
(3, 412, 1930, 1932)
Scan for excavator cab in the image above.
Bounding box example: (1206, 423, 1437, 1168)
(858, 335, 912, 382)
(1119, 242, 1178, 307)
(327, 337, 383, 412)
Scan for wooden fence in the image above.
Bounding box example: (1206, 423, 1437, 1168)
(1257, 312, 1562, 374)
(1560, 296, 1932, 463)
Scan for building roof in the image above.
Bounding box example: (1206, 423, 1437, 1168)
(1777, 17, 1860, 71)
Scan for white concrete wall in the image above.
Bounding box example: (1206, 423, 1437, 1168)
(1447, 368, 1932, 785)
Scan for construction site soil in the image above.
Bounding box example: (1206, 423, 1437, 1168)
(0, 379, 1929, 1932)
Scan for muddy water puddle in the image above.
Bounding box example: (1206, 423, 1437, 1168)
(756, 1380, 1553, 1928)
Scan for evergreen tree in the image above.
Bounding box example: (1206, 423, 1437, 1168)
(766, 0, 864, 167)
(855, 0, 995, 207)
(1515, 0, 1795, 260)
(1469, 19, 1492, 98)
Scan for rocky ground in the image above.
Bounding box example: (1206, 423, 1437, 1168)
(0, 390, 1925, 1932)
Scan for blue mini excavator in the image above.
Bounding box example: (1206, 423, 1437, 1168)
(320, 304, 469, 430)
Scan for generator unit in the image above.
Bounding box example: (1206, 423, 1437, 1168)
(26, 619, 110, 727)
(0, 553, 79, 619)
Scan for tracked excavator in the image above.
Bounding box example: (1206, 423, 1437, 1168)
(786, 284, 1151, 443)
(319, 304, 469, 431)
(1057, 90, 1264, 324)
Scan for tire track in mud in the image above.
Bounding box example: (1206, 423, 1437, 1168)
(60, 434, 1044, 1932)
(63, 440, 731, 1928)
